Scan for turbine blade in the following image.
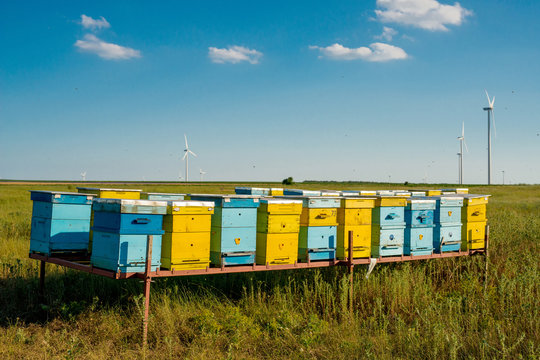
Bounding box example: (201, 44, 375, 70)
(491, 96, 495, 108)
(182, 152, 188, 160)
(462, 122, 465, 137)
(464, 138, 469, 152)
(485, 89, 491, 105)
(184, 134, 188, 149)
(189, 150, 197, 157)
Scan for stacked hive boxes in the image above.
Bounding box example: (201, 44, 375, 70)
(141, 192, 185, 201)
(433, 196, 463, 253)
(460, 195, 490, 251)
(404, 199, 436, 256)
(294, 196, 339, 261)
(256, 198, 302, 265)
(76, 187, 143, 254)
(371, 196, 407, 257)
(336, 197, 376, 259)
(91, 199, 166, 272)
(188, 194, 260, 266)
(29, 191, 94, 256)
(161, 200, 215, 270)
(235, 187, 270, 196)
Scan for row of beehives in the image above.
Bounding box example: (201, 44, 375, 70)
(28, 187, 489, 273)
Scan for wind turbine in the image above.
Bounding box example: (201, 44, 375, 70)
(199, 168, 206, 181)
(182, 134, 197, 182)
(483, 90, 496, 185)
(80, 171, 87, 181)
(457, 122, 468, 184)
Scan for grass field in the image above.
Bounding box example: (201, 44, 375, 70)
(0, 182, 538, 359)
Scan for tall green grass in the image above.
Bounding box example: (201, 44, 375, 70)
(0, 183, 538, 359)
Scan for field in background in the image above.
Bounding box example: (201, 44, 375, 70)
(0, 182, 538, 359)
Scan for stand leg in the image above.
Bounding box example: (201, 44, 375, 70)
(348, 231, 354, 313)
(39, 260, 45, 302)
(484, 225, 490, 293)
(142, 235, 153, 348)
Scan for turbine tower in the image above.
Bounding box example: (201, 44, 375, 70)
(483, 90, 496, 185)
(182, 134, 197, 182)
(199, 168, 206, 181)
(457, 122, 468, 184)
(80, 171, 87, 181)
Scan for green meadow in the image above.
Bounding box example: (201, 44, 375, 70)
(0, 183, 538, 359)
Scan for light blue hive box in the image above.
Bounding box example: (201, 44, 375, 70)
(432, 196, 463, 253)
(404, 199, 436, 256)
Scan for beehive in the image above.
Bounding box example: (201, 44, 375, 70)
(371, 196, 407, 258)
(404, 199, 436, 256)
(284, 196, 339, 262)
(188, 194, 260, 266)
(283, 189, 321, 197)
(459, 195, 490, 251)
(29, 191, 94, 256)
(90, 199, 166, 273)
(235, 187, 270, 196)
(431, 196, 463, 253)
(336, 197, 376, 260)
(414, 189, 442, 196)
(320, 190, 340, 197)
(270, 188, 284, 196)
(256, 199, 302, 265)
(141, 192, 185, 201)
(161, 200, 214, 270)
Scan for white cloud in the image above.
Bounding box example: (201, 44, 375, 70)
(309, 43, 408, 62)
(375, 26, 398, 41)
(375, 0, 472, 31)
(74, 34, 141, 60)
(80, 14, 110, 31)
(208, 46, 262, 64)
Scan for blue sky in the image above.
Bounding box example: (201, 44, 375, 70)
(1, 0, 539, 184)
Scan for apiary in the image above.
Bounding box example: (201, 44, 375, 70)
(141, 192, 185, 201)
(90, 199, 166, 273)
(404, 199, 436, 256)
(188, 194, 260, 266)
(29, 191, 94, 256)
(161, 200, 214, 270)
(256, 198, 302, 265)
(283, 196, 339, 261)
(371, 196, 407, 257)
(235, 187, 270, 196)
(459, 195, 490, 251)
(336, 197, 376, 259)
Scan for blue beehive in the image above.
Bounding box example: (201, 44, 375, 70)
(141, 192, 185, 201)
(235, 187, 270, 196)
(29, 191, 94, 255)
(90, 199, 166, 272)
(188, 194, 260, 266)
(283, 189, 321, 197)
(371, 196, 407, 257)
(431, 196, 463, 253)
(404, 199, 436, 256)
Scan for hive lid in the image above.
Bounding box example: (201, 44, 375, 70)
(283, 189, 321, 196)
(260, 198, 302, 205)
(168, 200, 214, 207)
(143, 192, 185, 196)
(30, 190, 95, 204)
(76, 187, 142, 192)
(92, 198, 167, 214)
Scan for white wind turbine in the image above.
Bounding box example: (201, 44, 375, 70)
(80, 171, 87, 181)
(457, 122, 469, 184)
(483, 90, 496, 185)
(199, 168, 206, 181)
(182, 134, 197, 182)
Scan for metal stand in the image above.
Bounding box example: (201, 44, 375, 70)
(347, 231, 354, 313)
(484, 225, 490, 293)
(142, 235, 153, 348)
(39, 260, 45, 302)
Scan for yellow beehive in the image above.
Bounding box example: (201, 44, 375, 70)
(270, 188, 284, 196)
(300, 208, 338, 226)
(337, 197, 376, 259)
(460, 195, 490, 251)
(256, 199, 302, 265)
(373, 196, 407, 207)
(76, 187, 142, 199)
(161, 201, 215, 270)
(414, 189, 442, 196)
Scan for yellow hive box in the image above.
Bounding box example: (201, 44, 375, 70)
(462, 204, 487, 223)
(163, 214, 212, 233)
(259, 200, 303, 215)
(373, 197, 407, 207)
(257, 213, 300, 233)
(300, 208, 338, 226)
(414, 189, 442, 196)
(256, 232, 298, 265)
(167, 201, 215, 215)
(337, 208, 372, 226)
(461, 221, 487, 250)
(336, 225, 371, 259)
(161, 232, 211, 270)
(462, 195, 490, 206)
(76, 187, 142, 199)
(270, 188, 284, 196)
(340, 198, 376, 209)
